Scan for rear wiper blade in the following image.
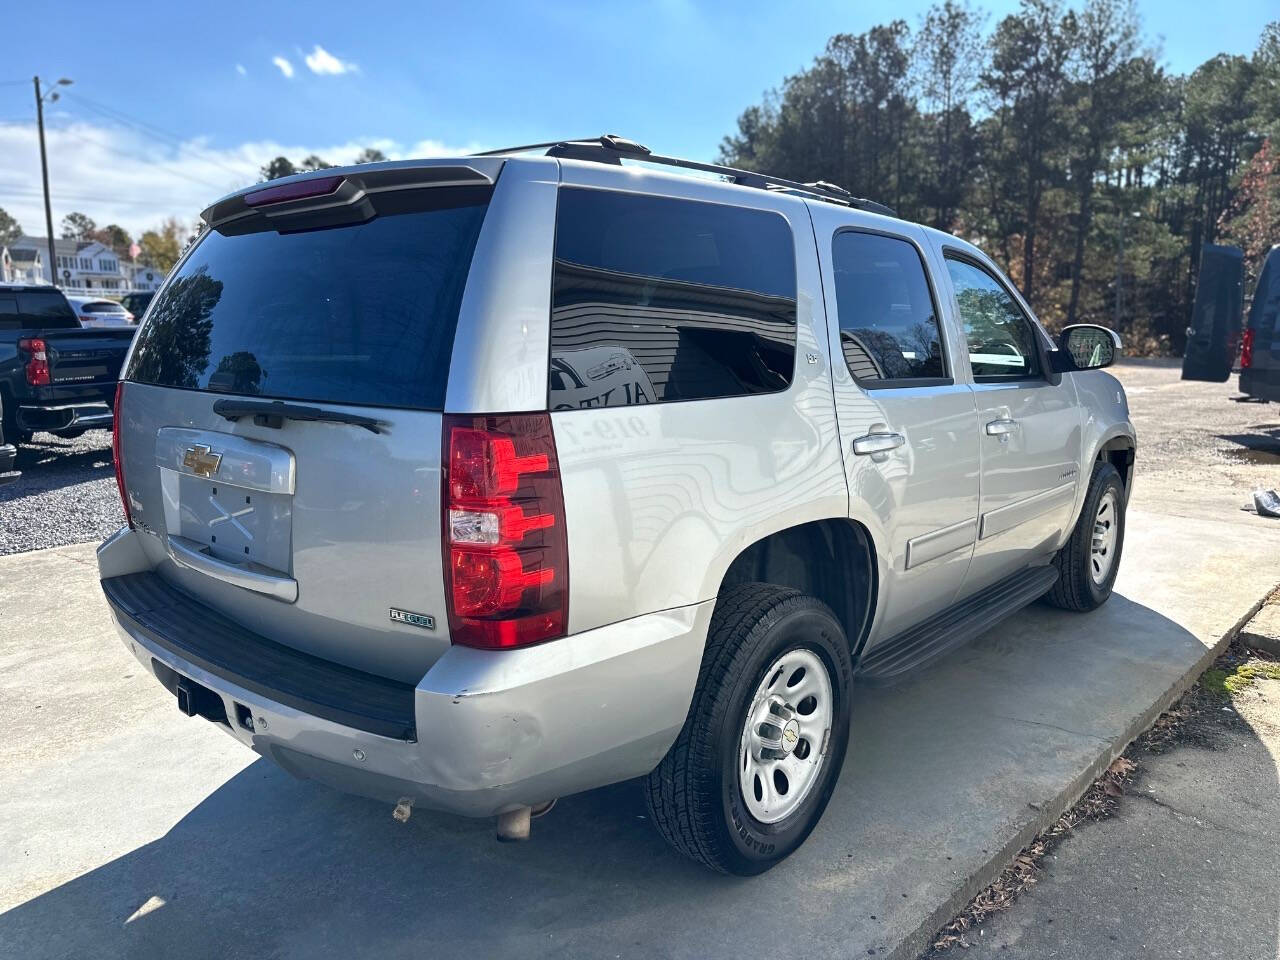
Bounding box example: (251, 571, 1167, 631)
(211, 398, 385, 434)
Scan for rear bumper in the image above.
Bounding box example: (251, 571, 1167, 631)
(0, 443, 16, 482)
(17, 402, 113, 434)
(97, 527, 710, 818)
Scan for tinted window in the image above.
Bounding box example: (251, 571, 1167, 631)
(0, 290, 80, 331)
(126, 186, 491, 409)
(81, 301, 127, 314)
(831, 231, 945, 383)
(946, 258, 1041, 379)
(550, 188, 796, 409)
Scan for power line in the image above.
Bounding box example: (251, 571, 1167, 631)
(1, 186, 192, 207)
(60, 91, 252, 180)
(51, 128, 230, 192)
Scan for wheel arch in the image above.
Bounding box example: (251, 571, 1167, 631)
(717, 517, 879, 658)
(1096, 433, 1136, 501)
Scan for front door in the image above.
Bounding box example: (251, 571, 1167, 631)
(811, 208, 981, 643)
(939, 252, 1082, 595)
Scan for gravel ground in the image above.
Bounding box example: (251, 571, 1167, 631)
(0, 431, 124, 556)
(1118, 358, 1280, 486)
(0, 359, 1274, 557)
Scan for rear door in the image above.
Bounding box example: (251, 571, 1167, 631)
(809, 206, 981, 641)
(118, 162, 504, 683)
(1182, 244, 1244, 382)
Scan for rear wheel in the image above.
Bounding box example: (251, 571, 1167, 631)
(644, 583, 853, 875)
(1045, 460, 1126, 611)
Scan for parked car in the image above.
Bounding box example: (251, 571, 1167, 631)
(97, 137, 1136, 875)
(1240, 244, 1279, 403)
(120, 291, 155, 319)
(66, 295, 135, 328)
(0, 283, 136, 443)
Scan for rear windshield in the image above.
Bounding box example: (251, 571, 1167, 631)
(125, 185, 492, 410)
(0, 290, 80, 331)
(81, 301, 126, 314)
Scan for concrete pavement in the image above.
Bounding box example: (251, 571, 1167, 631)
(2, 493, 1279, 959)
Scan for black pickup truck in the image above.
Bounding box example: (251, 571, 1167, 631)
(0, 284, 135, 447)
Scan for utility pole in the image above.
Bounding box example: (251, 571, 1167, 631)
(33, 77, 56, 286)
(32, 76, 71, 288)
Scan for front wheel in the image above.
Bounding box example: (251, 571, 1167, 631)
(1045, 460, 1126, 611)
(644, 584, 853, 875)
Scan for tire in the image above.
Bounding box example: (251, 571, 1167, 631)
(1045, 460, 1126, 611)
(0, 399, 29, 447)
(644, 583, 853, 875)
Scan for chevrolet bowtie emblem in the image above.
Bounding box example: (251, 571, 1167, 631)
(182, 444, 222, 479)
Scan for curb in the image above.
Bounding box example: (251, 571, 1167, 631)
(884, 586, 1279, 960)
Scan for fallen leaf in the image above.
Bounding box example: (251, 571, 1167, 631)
(1108, 757, 1136, 777)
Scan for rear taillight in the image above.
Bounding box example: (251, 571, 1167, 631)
(112, 382, 133, 529)
(1241, 328, 1255, 369)
(17, 337, 49, 386)
(442, 413, 568, 649)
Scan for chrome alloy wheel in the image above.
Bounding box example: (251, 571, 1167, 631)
(738, 647, 833, 824)
(1090, 489, 1119, 585)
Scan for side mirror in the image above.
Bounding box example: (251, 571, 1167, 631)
(1055, 324, 1122, 372)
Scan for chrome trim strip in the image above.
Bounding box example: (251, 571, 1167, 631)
(979, 480, 1077, 540)
(166, 534, 298, 603)
(18, 402, 110, 412)
(905, 517, 978, 570)
(155, 427, 296, 495)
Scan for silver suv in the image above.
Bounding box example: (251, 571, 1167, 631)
(98, 136, 1136, 875)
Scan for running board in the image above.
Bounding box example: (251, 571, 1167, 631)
(856, 565, 1059, 686)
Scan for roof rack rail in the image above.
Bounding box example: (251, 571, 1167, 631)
(472, 134, 897, 218)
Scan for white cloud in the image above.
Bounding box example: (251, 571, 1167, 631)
(272, 56, 294, 79)
(0, 119, 482, 239)
(235, 63, 247, 77)
(304, 45, 358, 75)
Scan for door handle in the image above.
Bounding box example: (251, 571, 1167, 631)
(985, 418, 1018, 437)
(852, 432, 906, 458)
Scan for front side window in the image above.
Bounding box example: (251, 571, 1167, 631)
(550, 188, 797, 410)
(945, 257, 1041, 379)
(831, 231, 945, 384)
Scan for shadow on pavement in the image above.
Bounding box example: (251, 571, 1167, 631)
(0, 594, 1273, 960)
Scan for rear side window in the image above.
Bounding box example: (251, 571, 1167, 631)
(0, 291, 79, 331)
(831, 231, 945, 384)
(126, 186, 491, 410)
(550, 188, 797, 409)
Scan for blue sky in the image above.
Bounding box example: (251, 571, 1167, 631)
(0, 0, 1275, 236)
